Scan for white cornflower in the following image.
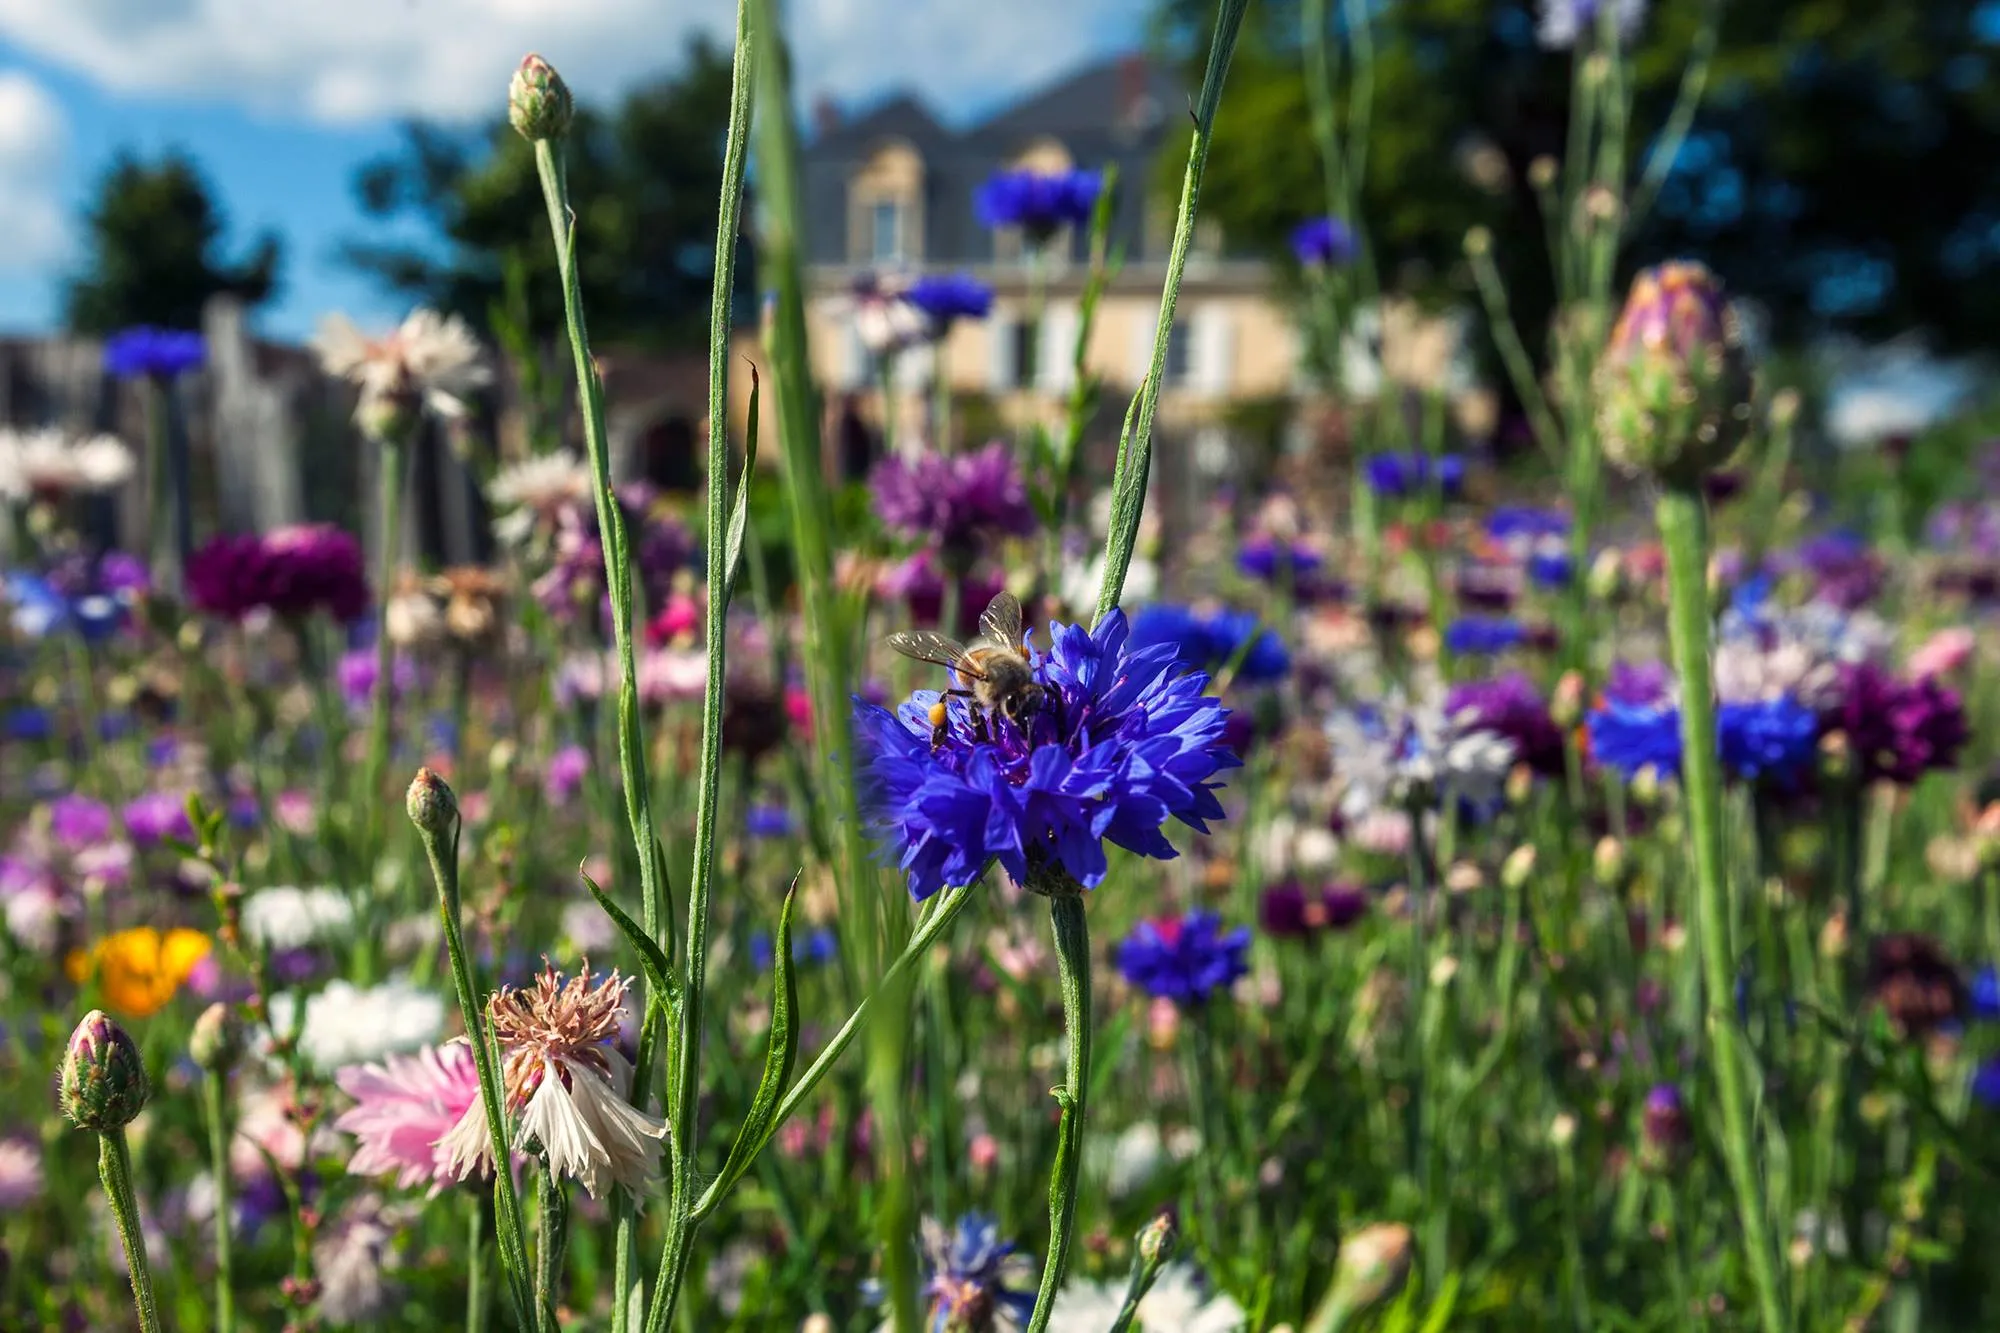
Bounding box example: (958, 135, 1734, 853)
(850, 287, 930, 357)
(313, 308, 491, 428)
(1049, 1263, 1245, 1332)
(439, 964, 668, 1201)
(488, 452, 593, 545)
(241, 885, 355, 951)
(1061, 551, 1158, 619)
(1537, 0, 1647, 51)
(1715, 600, 1891, 707)
(0, 428, 135, 501)
(1327, 688, 1517, 818)
(1102, 1120, 1164, 1199)
(314, 1194, 409, 1325)
(270, 979, 445, 1070)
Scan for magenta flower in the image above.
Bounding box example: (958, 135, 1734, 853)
(544, 744, 591, 806)
(122, 791, 193, 847)
(333, 1041, 486, 1193)
(871, 442, 1036, 565)
(186, 524, 369, 623)
(49, 794, 114, 850)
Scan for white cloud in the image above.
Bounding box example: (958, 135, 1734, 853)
(0, 0, 1147, 127)
(0, 69, 67, 272)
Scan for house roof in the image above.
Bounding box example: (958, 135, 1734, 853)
(802, 54, 1185, 270)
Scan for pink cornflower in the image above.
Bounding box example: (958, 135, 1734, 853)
(438, 964, 667, 1200)
(334, 1041, 485, 1193)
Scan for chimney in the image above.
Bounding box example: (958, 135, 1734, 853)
(812, 94, 841, 139)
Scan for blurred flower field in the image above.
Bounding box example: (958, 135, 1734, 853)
(7, 2, 2000, 1331)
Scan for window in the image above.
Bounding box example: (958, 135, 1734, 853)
(1011, 322, 1039, 390)
(1164, 322, 1191, 385)
(871, 199, 904, 263)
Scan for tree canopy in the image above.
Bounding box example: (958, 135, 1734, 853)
(344, 38, 746, 350)
(1155, 0, 2000, 350)
(64, 151, 282, 334)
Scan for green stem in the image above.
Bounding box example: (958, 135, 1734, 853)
(534, 1162, 570, 1327)
(1094, 0, 1249, 624)
(1655, 487, 1790, 1333)
(363, 439, 405, 867)
(1025, 892, 1093, 1333)
(467, 1194, 490, 1333)
(203, 1070, 235, 1333)
(99, 1128, 162, 1333)
(417, 807, 535, 1322)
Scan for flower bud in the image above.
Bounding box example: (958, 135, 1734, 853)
(1585, 548, 1624, 603)
(1550, 670, 1585, 729)
(1316, 1222, 1414, 1324)
(60, 1010, 150, 1131)
(509, 54, 574, 142)
(1463, 226, 1491, 257)
(189, 1002, 243, 1073)
(1630, 764, 1662, 808)
(407, 767, 459, 837)
(1501, 844, 1538, 891)
(1593, 835, 1627, 887)
(1595, 261, 1755, 485)
(1137, 1211, 1178, 1266)
(1528, 156, 1559, 191)
(1640, 1083, 1689, 1173)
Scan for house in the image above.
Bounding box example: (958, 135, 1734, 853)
(799, 54, 1306, 481)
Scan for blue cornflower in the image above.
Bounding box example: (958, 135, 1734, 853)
(916, 1214, 1037, 1331)
(903, 273, 993, 328)
(4, 706, 52, 742)
(855, 609, 1239, 900)
(1291, 215, 1356, 267)
(1444, 616, 1525, 656)
(1716, 697, 1819, 785)
(1587, 698, 1681, 777)
(1528, 549, 1574, 587)
(1971, 965, 1999, 1022)
(4, 571, 128, 642)
(1129, 604, 1289, 684)
(974, 169, 1102, 240)
(1236, 536, 1325, 584)
(1976, 1057, 2000, 1110)
(1364, 451, 1464, 499)
(746, 804, 795, 839)
(1115, 910, 1251, 1005)
(748, 927, 838, 971)
(103, 326, 206, 380)
(1486, 506, 1570, 541)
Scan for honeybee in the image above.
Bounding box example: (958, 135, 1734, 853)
(887, 591, 1046, 748)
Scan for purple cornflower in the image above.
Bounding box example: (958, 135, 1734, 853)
(1639, 1082, 1689, 1170)
(1605, 661, 1671, 706)
(1115, 910, 1251, 1005)
(854, 609, 1239, 899)
(1779, 533, 1884, 610)
(1444, 616, 1526, 656)
(122, 791, 193, 847)
(186, 525, 369, 623)
(913, 1214, 1037, 1331)
(337, 648, 416, 708)
(876, 551, 1006, 636)
(1447, 673, 1563, 776)
(103, 327, 206, 380)
(974, 169, 1102, 241)
(544, 744, 591, 807)
(1237, 536, 1325, 583)
(49, 794, 114, 850)
(1826, 663, 1968, 785)
(902, 273, 993, 330)
(1292, 216, 1356, 267)
(1364, 452, 1464, 499)
(1260, 881, 1369, 937)
(871, 442, 1035, 562)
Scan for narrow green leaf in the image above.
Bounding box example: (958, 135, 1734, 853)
(720, 363, 761, 612)
(580, 865, 680, 1011)
(700, 873, 802, 1214)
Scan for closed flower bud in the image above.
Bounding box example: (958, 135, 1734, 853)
(1586, 548, 1624, 602)
(406, 767, 459, 837)
(1630, 764, 1662, 808)
(1463, 226, 1491, 257)
(1819, 912, 1849, 960)
(1593, 836, 1627, 886)
(1550, 670, 1585, 729)
(509, 54, 574, 142)
(1502, 844, 1538, 891)
(1316, 1222, 1414, 1324)
(189, 1002, 243, 1072)
(60, 1010, 150, 1131)
(1528, 155, 1559, 191)
(1137, 1210, 1178, 1266)
(1595, 261, 1755, 485)
(1640, 1083, 1689, 1173)
(1818, 730, 1852, 782)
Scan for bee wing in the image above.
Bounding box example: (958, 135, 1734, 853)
(885, 630, 988, 679)
(977, 591, 1025, 651)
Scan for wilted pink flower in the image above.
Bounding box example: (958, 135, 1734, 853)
(334, 1042, 486, 1193)
(1909, 627, 1975, 680)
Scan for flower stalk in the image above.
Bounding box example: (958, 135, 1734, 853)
(409, 768, 536, 1324)
(99, 1128, 162, 1333)
(361, 437, 405, 862)
(1655, 486, 1790, 1333)
(1025, 889, 1093, 1333)
(202, 1069, 235, 1333)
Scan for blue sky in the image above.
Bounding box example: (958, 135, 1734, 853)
(0, 1, 1149, 342)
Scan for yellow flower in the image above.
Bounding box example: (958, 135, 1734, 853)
(66, 927, 212, 1020)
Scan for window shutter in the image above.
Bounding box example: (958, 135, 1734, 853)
(1193, 306, 1235, 396)
(1041, 304, 1079, 391)
(988, 314, 1017, 389)
(1130, 311, 1160, 390)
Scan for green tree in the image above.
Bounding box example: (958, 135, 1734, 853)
(344, 38, 745, 349)
(1156, 0, 2000, 350)
(64, 151, 282, 334)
